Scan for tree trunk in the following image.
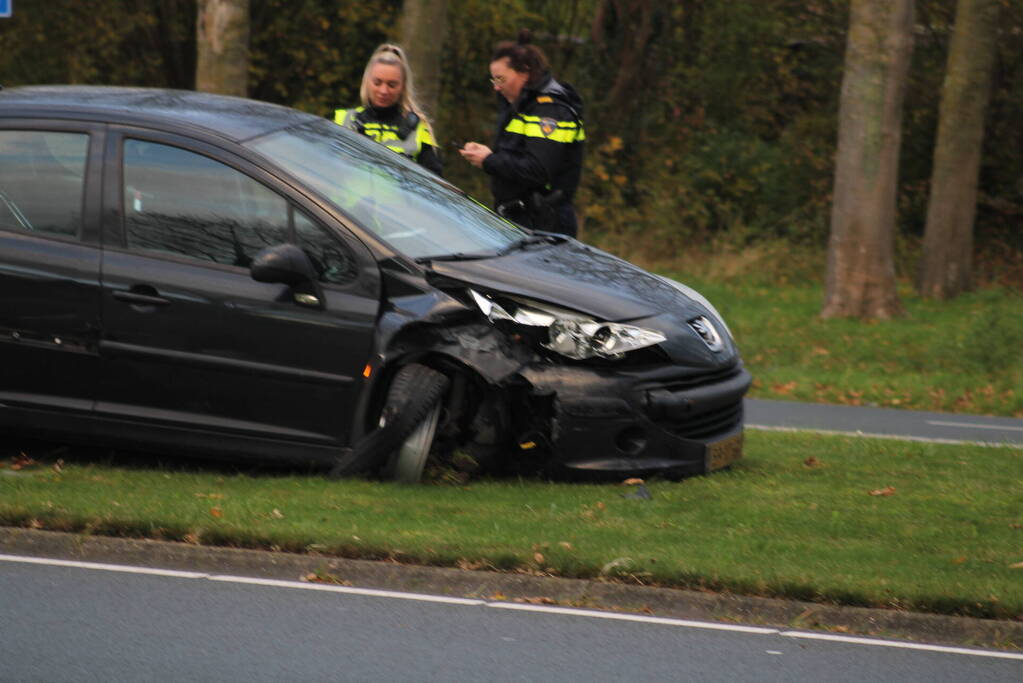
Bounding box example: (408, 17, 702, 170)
(822, 0, 914, 320)
(399, 0, 447, 119)
(918, 0, 1001, 299)
(196, 0, 249, 97)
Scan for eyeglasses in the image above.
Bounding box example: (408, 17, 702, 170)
(489, 75, 507, 86)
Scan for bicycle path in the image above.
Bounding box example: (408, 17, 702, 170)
(745, 398, 1023, 447)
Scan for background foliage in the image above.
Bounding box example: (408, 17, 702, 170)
(1, 0, 1020, 282)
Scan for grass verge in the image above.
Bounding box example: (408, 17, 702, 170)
(608, 239, 1023, 417)
(2, 430, 1021, 620)
(689, 279, 1023, 417)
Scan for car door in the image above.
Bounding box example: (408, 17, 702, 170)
(0, 122, 104, 421)
(95, 129, 380, 451)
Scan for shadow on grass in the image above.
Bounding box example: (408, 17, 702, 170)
(1, 437, 327, 480)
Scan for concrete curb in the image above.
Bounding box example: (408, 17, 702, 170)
(2, 526, 1020, 651)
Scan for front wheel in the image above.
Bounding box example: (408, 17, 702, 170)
(384, 399, 442, 482)
(329, 363, 448, 480)
(378, 364, 449, 483)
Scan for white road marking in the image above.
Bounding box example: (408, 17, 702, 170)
(781, 631, 1023, 662)
(207, 574, 485, 605)
(2, 552, 1022, 661)
(0, 553, 208, 579)
(926, 420, 1023, 433)
(747, 424, 1017, 447)
(487, 602, 778, 634)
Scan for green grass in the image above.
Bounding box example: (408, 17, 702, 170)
(649, 263, 1023, 417)
(3, 431, 1022, 619)
(604, 237, 1022, 417)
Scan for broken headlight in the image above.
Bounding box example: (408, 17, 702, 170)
(469, 289, 666, 360)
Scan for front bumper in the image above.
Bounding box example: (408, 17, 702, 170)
(516, 362, 752, 479)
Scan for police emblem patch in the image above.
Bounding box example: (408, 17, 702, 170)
(540, 117, 558, 137)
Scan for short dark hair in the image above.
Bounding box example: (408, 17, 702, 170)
(491, 29, 549, 77)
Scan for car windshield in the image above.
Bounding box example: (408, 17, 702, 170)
(247, 119, 526, 260)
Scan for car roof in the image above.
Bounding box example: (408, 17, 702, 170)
(0, 85, 320, 142)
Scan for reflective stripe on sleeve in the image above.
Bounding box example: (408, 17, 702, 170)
(504, 114, 585, 143)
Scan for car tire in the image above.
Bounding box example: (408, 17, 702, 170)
(330, 363, 449, 480)
(383, 398, 443, 482)
(378, 364, 449, 482)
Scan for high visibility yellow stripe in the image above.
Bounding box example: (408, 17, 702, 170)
(333, 107, 434, 158)
(504, 117, 585, 143)
(417, 123, 436, 147)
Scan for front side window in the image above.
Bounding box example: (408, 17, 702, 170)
(0, 130, 88, 237)
(294, 210, 358, 286)
(122, 139, 289, 266)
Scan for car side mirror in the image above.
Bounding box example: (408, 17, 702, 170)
(251, 244, 324, 308)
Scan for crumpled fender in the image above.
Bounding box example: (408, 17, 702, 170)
(347, 272, 539, 445)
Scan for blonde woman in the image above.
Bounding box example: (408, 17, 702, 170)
(334, 44, 442, 176)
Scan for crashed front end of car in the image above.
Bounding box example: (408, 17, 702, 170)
(466, 281, 747, 478)
(379, 240, 752, 481)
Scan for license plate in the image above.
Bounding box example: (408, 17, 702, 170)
(706, 432, 744, 472)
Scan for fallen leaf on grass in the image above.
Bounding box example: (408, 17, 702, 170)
(515, 596, 557, 605)
(11, 453, 37, 471)
(869, 486, 896, 497)
(490, 592, 507, 601)
(952, 556, 968, 565)
(559, 541, 574, 551)
(210, 507, 223, 518)
(270, 508, 284, 519)
(1009, 562, 1023, 569)
(533, 552, 545, 564)
(27, 519, 42, 529)
(772, 381, 798, 395)
(457, 558, 487, 571)
(621, 478, 645, 486)
(183, 533, 200, 545)
(803, 457, 822, 468)
(52, 459, 64, 473)
(302, 572, 351, 586)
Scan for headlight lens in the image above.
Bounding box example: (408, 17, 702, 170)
(470, 290, 666, 360)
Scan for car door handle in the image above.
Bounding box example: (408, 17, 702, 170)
(113, 289, 170, 307)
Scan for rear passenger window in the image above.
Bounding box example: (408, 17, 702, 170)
(122, 139, 289, 267)
(0, 130, 88, 237)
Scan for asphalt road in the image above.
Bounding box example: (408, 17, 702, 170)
(745, 398, 1023, 446)
(1, 555, 1021, 683)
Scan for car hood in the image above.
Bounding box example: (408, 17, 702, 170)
(427, 240, 703, 322)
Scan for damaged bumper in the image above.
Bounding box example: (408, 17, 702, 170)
(517, 362, 752, 479)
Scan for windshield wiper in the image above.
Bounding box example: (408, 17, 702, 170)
(496, 233, 562, 256)
(415, 250, 497, 263)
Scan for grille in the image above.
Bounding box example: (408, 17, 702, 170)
(658, 365, 741, 392)
(667, 401, 743, 440)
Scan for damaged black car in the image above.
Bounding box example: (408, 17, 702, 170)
(0, 86, 751, 482)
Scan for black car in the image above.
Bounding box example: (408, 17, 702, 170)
(0, 86, 751, 482)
